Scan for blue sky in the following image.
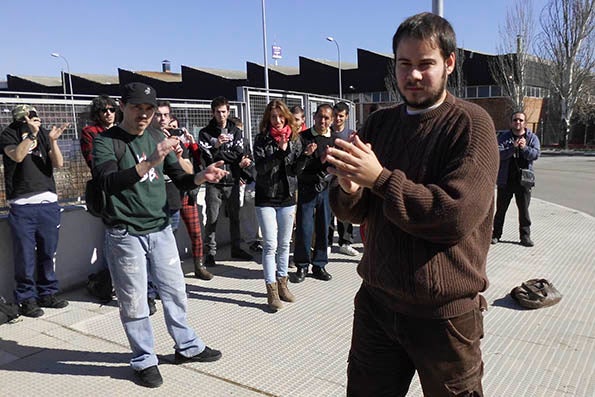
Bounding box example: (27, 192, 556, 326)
(0, 0, 549, 79)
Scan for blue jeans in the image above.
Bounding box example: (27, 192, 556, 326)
(105, 225, 204, 370)
(169, 209, 181, 232)
(255, 205, 296, 284)
(294, 188, 331, 268)
(8, 202, 61, 303)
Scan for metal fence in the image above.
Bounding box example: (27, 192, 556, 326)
(238, 86, 355, 145)
(0, 88, 348, 212)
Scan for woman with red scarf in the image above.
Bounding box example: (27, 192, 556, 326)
(253, 100, 316, 311)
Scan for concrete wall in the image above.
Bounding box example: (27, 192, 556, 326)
(0, 190, 239, 300)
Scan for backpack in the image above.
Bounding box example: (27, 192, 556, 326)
(510, 279, 562, 309)
(85, 128, 164, 217)
(86, 268, 114, 303)
(0, 295, 19, 325)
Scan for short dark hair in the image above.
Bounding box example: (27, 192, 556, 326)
(333, 101, 349, 114)
(157, 100, 171, 111)
(89, 95, 117, 124)
(211, 96, 229, 112)
(315, 103, 333, 116)
(510, 110, 526, 121)
(392, 12, 457, 60)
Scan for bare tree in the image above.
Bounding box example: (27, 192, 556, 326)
(537, 0, 595, 149)
(488, 0, 536, 112)
(384, 58, 400, 103)
(448, 48, 466, 98)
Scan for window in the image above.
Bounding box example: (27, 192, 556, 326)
(466, 87, 477, 98)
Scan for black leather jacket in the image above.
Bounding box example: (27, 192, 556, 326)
(198, 119, 245, 185)
(253, 132, 308, 201)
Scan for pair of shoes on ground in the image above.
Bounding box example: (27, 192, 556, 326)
(19, 295, 69, 318)
(338, 244, 359, 256)
(249, 241, 263, 252)
(134, 347, 222, 388)
(291, 266, 332, 283)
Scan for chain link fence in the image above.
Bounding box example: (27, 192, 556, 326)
(1, 88, 347, 213)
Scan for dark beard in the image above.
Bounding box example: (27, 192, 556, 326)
(396, 68, 448, 109)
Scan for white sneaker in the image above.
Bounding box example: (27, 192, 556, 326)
(339, 244, 358, 256)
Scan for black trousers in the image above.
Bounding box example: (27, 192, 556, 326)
(328, 215, 354, 246)
(492, 184, 532, 240)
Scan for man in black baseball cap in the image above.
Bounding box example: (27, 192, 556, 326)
(93, 82, 227, 388)
(120, 82, 158, 107)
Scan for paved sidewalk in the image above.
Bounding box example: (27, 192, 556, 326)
(0, 198, 594, 396)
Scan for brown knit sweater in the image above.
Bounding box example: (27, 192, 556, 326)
(330, 93, 499, 319)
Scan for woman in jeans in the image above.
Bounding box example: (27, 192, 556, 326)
(253, 100, 316, 311)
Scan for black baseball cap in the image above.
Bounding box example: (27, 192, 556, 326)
(121, 82, 157, 107)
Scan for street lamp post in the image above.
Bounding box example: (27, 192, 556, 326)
(326, 37, 342, 99)
(261, 0, 270, 103)
(51, 52, 78, 139)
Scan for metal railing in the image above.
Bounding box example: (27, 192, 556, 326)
(0, 88, 348, 212)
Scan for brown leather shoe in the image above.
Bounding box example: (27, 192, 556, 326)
(194, 259, 213, 280)
(277, 276, 296, 302)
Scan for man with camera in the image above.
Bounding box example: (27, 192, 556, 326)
(0, 105, 70, 317)
(491, 111, 541, 247)
(198, 96, 253, 266)
(291, 103, 335, 283)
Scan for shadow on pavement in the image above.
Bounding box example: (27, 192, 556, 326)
(0, 339, 131, 380)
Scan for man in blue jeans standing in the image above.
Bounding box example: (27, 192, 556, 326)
(291, 103, 335, 283)
(93, 83, 227, 388)
(0, 105, 70, 318)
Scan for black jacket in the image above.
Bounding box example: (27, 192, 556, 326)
(198, 118, 245, 185)
(253, 132, 308, 202)
(297, 128, 335, 195)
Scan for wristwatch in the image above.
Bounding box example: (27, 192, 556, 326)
(26, 132, 37, 141)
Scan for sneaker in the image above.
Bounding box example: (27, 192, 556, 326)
(231, 248, 253, 260)
(491, 237, 499, 245)
(37, 294, 69, 309)
(339, 244, 359, 256)
(148, 298, 157, 316)
(204, 254, 217, 267)
(249, 241, 263, 252)
(134, 365, 163, 388)
(20, 298, 44, 318)
(175, 346, 222, 363)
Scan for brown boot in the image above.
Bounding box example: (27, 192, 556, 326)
(194, 259, 213, 280)
(277, 276, 296, 302)
(266, 282, 283, 311)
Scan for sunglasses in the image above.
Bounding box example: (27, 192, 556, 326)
(101, 108, 116, 114)
(513, 118, 525, 122)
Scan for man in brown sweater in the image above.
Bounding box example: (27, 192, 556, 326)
(326, 13, 499, 397)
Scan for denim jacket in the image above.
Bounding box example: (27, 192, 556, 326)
(496, 129, 540, 186)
